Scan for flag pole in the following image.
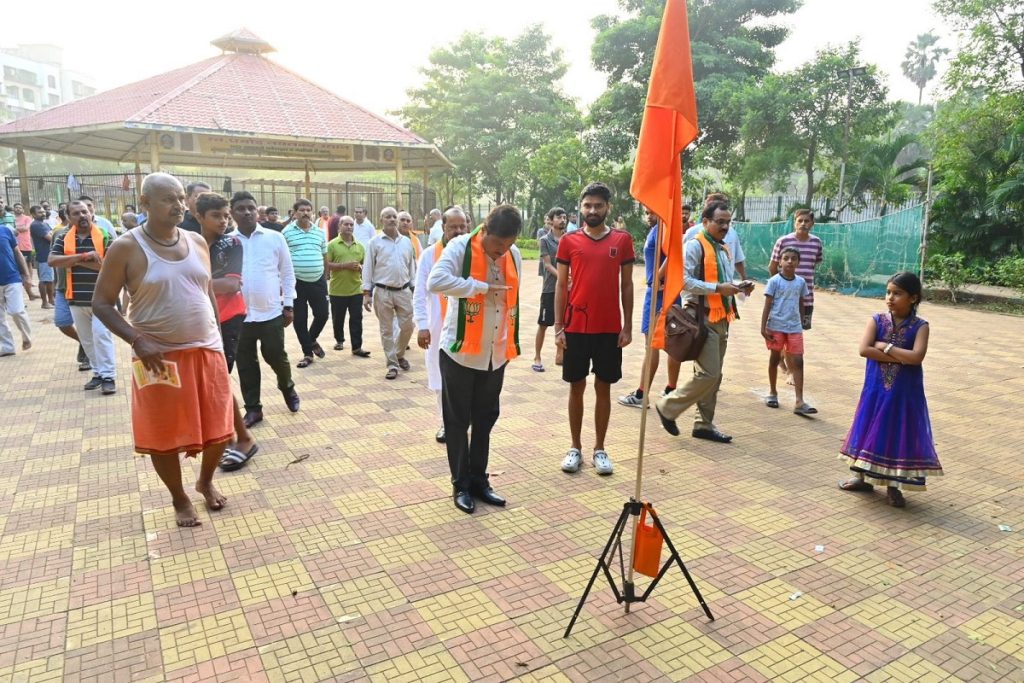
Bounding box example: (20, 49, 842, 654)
(623, 219, 665, 613)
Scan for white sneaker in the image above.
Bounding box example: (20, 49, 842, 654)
(593, 450, 614, 475)
(617, 391, 646, 408)
(561, 448, 583, 473)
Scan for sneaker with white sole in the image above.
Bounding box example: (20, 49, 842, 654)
(561, 448, 583, 473)
(593, 450, 614, 475)
(617, 391, 646, 408)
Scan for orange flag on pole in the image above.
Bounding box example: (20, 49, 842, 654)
(629, 0, 698, 349)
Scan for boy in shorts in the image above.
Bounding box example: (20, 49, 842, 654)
(554, 183, 634, 475)
(761, 247, 816, 415)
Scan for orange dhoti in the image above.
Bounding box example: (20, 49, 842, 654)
(131, 347, 233, 456)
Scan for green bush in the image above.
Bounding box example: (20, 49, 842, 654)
(926, 252, 970, 303)
(994, 255, 1024, 296)
(517, 238, 539, 250)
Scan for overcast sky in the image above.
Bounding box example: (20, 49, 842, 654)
(7, 0, 954, 121)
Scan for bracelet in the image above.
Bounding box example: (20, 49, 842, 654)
(129, 334, 143, 349)
(883, 342, 894, 355)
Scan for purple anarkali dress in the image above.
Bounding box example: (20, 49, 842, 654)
(840, 313, 943, 490)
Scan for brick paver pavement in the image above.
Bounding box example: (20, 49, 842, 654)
(1, 262, 1022, 682)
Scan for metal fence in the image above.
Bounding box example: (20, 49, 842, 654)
(3, 174, 438, 223)
(3, 173, 223, 220)
(232, 179, 437, 221)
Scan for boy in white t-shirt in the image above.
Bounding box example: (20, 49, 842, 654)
(761, 247, 816, 416)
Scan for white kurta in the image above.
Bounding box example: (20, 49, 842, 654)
(413, 243, 446, 390)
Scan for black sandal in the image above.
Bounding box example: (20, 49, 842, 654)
(297, 356, 314, 368)
(220, 444, 259, 471)
(838, 478, 874, 492)
(312, 343, 326, 359)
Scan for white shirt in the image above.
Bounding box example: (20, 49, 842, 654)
(361, 232, 416, 292)
(236, 225, 297, 323)
(684, 224, 745, 265)
(414, 242, 446, 390)
(427, 233, 522, 372)
(427, 220, 443, 245)
(353, 220, 376, 247)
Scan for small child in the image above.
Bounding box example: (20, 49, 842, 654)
(838, 272, 942, 508)
(761, 246, 816, 415)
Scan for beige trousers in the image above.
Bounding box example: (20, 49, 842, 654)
(656, 319, 729, 430)
(373, 288, 415, 368)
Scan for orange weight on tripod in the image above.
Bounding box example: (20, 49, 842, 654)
(633, 505, 664, 578)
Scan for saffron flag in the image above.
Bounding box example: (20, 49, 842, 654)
(629, 0, 698, 348)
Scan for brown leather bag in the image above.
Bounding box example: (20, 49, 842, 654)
(663, 299, 707, 362)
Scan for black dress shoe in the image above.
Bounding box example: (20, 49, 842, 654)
(243, 410, 263, 428)
(435, 427, 446, 443)
(472, 486, 506, 507)
(453, 490, 475, 514)
(692, 428, 732, 443)
(655, 404, 680, 436)
(283, 387, 300, 412)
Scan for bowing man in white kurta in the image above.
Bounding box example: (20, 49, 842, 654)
(414, 207, 469, 444)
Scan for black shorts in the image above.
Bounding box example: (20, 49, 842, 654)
(562, 332, 622, 384)
(20, 250, 33, 266)
(220, 314, 245, 372)
(801, 305, 814, 331)
(538, 291, 555, 326)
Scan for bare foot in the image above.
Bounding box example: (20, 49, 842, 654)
(174, 499, 201, 527)
(195, 481, 227, 511)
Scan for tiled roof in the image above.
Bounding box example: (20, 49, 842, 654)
(0, 52, 425, 145)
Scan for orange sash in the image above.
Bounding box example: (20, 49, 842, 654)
(434, 240, 448, 320)
(63, 224, 105, 300)
(450, 228, 520, 359)
(695, 231, 735, 323)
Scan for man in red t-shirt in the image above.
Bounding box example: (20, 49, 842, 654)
(554, 182, 634, 476)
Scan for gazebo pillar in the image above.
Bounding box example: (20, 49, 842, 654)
(421, 168, 429, 216)
(16, 146, 29, 206)
(394, 150, 403, 210)
(149, 132, 160, 171)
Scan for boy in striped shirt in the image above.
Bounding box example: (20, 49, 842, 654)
(769, 209, 823, 330)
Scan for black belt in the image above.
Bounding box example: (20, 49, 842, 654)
(374, 283, 409, 292)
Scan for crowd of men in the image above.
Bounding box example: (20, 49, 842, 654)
(0, 174, 825, 523)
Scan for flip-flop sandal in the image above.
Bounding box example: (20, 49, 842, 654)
(794, 403, 818, 416)
(385, 367, 399, 380)
(220, 444, 259, 471)
(297, 357, 314, 368)
(765, 395, 779, 408)
(532, 363, 545, 372)
(312, 344, 326, 359)
(838, 479, 874, 492)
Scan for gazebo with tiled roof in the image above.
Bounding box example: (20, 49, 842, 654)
(0, 29, 451, 205)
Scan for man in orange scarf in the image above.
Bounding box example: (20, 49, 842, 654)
(655, 201, 754, 443)
(427, 205, 522, 514)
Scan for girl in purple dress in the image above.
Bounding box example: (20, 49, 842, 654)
(838, 272, 942, 507)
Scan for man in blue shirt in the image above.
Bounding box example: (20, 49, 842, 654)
(0, 225, 33, 355)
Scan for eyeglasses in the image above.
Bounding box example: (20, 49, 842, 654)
(709, 219, 730, 226)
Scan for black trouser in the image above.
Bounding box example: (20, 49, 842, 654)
(293, 276, 329, 357)
(329, 293, 363, 349)
(237, 315, 294, 412)
(440, 351, 506, 491)
(220, 314, 245, 372)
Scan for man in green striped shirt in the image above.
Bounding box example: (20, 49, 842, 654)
(283, 199, 329, 368)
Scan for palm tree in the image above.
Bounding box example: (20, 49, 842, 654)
(849, 133, 928, 215)
(901, 32, 949, 105)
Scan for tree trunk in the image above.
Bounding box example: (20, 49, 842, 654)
(917, 85, 923, 106)
(804, 139, 817, 206)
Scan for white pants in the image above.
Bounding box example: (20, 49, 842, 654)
(70, 305, 117, 379)
(0, 283, 32, 354)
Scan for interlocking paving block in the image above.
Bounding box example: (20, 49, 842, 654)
(322, 572, 407, 620)
(740, 633, 858, 682)
(960, 609, 1024, 662)
(0, 576, 69, 626)
(65, 592, 157, 650)
(232, 559, 315, 606)
(257, 624, 360, 682)
(843, 594, 949, 649)
(151, 547, 230, 591)
(733, 578, 835, 631)
(363, 642, 469, 683)
(159, 608, 255, 671)
(413, 587, 506, 642)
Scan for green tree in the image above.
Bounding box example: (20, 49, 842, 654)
(587, 0, 802, 163)
(901, 32, 948, 105)
(935, 0, 1024, 92)
(731, 43, 893, 206)
(397, 27, 581, 205)
(927, 90, 1024, 256)
(846, 133, 928, 214)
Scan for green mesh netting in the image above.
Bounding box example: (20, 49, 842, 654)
(732, 205, 925, 297)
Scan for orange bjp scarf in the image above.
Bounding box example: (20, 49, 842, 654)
(449, 227, 520, 359)
(694, 231, 736, 323)
(63, 223, 105, 300)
